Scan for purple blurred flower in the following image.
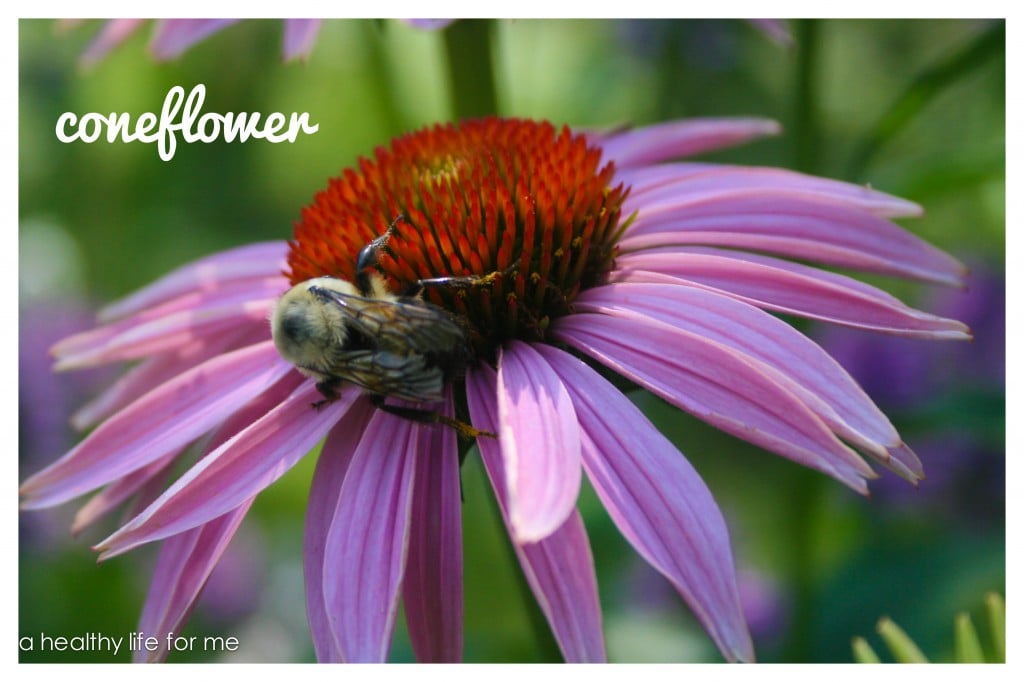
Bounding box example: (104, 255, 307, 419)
(819, 267, 1003, 409)
(67, 19, 322, 66)
(20, 115, 968, 663)
(816, 265, 1004, 513)
(403, 19, 456, 31)
(20, 300, 115, 548)
(737, 569, 789, 649)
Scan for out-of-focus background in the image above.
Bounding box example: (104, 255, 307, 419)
(19, 19, 1004, 662)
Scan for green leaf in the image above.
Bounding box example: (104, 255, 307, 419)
(877, 617, 929, 663)
(847, 21, 1005, 179)
(986, 593, 1005, 663)
(954, 613, 985, 663)
(851, 637, 881, 663)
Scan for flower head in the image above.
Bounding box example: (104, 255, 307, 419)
(20, 115, 969, 662)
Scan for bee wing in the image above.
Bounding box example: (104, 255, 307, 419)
(311, 286, 466, 356)
(331, 349, 445, 403)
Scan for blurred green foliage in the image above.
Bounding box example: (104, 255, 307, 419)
(851, 592, 1005, 663)
(19, 19, 1004, 663)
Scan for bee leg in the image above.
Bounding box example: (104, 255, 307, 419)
(369, 394, 496, 440)
(355, 214, 405, 295)
(311, 377, 342, 410)
(403, 260, 520, 297)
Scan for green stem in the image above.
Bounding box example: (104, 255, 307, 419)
(366, 21, 406, 133)
(847, 22, 1005, 180)
(783, 20, 826, 663)
(443, 19, 500, 120)
(793, 19, 821, 174)
(482, 465, 562, 661)
(781, 468, 827, 662)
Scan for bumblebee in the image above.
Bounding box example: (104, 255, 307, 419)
(270, 216, 496, 438)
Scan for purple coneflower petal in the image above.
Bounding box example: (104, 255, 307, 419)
(71, 451, 178, 536)
(497, 341, 582, 543)
(99, 241, 287, 322)
(20, 341, 292, 510)
(52, 278, 283, 371)
(575, 283, 902, 454)
(403, 19, 456, 30)
(136, 499, 253, 663)
(149, 19, 240, 61)
(554, 315, 875, 492)
(80, 19, 146, 66)
(323, 411, 419, 663)
(619, 164, 923, 218)
(885, 442, 926, 482)
(747, 19, 792, 47)
(74, 369, 300, 534)
(467, 365, 606, 663)
(594, 118, 781, 168)
(612, 248, 971, 339)
(536, 345, 754, 662)
(403, 395, 464, 662)
(574, 283, 930, 482)
(303, 399, 376, 663)
(93, 379, 351, 559)
(282, 19, 321, 61)
(620, 193, 964, 287)
(70, 327, 266, 430)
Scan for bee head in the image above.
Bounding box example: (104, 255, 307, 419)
(270, 277, 360, 368)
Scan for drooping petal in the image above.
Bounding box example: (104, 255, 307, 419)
(578, 283, 925, 481)
(323, 412, 419, 663)
(80, 19, 146, 66)
(71, 451, 178, 536)
(282, 19, 322, 61)
(149, 19, 240, 61)
(593, 119, 781, 168)
(129, 363, 297, 652)
(619, 193, 965, 287)
(537, 345, 754, 662)
(70, 326, 267, 431)
(93, 381, 353, 559)
(52, 277, 285, 370)
(497, 341, 582, 543)
(554, 314, 875, 492)
(467, 364, 606, 663)
(611, 248, 971, 339)
(135, 500, 253, 663)
(99, 241, 287, 322)
(402, 393, 463, 662)
(575, 282, 904, 455)
(885, 442, 926, 482)
(20, 341, 293, 510)
(303, 398, 376, 663)
(618, 164, 923, 218)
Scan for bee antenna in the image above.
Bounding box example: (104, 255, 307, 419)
(356, 214, 408, 294)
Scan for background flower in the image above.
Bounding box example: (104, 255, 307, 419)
(63, 19, 323, 65)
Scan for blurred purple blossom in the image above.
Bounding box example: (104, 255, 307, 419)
(737, 569, 788, 649)
(20, 301, 113, 467)
(195, 526, 266, 625)
(816, 262, 1004, 516)
(19, 299, 114, 548)
(819, 265, 1004, 401)
(63, 19, 323, 66)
